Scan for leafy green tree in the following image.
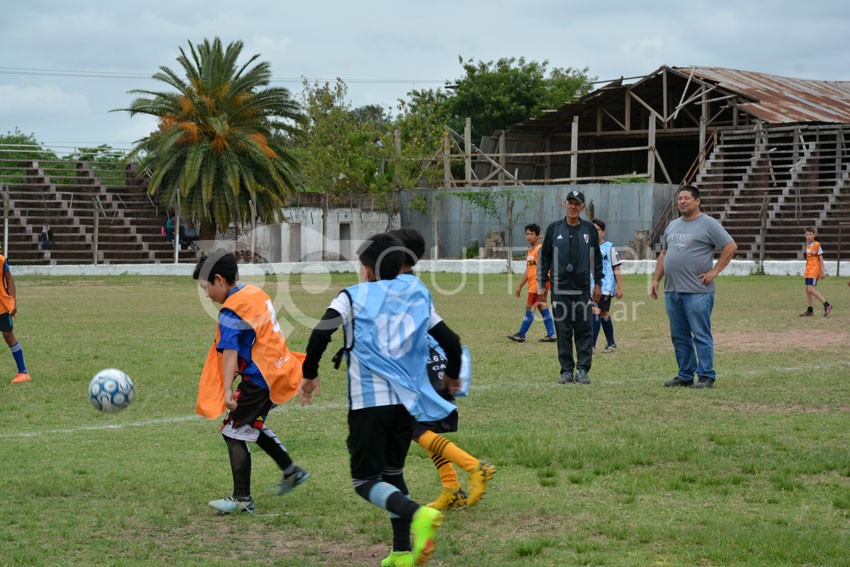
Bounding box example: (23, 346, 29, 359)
(0, 129, 58, 184)
(118, 37, 303, 235)
(413, 56, 594, 143)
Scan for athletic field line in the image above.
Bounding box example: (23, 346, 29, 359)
(1, 414, 203, 439)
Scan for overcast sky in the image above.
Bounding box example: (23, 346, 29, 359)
(2, 0, 848, 152)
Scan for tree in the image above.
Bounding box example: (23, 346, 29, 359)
(413, 56, 594, 143)
(118, 38, 303, 236)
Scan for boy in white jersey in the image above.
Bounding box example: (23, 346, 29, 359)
(300, 233, 462, 567)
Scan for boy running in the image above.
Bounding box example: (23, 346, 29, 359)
(1, 252, 31, 384)
(390, 228, 495, 513)
(300, 233, 460, 566)
(507, 223, 556, 342)
(194, 252, 308, 515)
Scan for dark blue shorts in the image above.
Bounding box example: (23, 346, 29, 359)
(0, 312, 13, 333)
(804, 278, 817, 286)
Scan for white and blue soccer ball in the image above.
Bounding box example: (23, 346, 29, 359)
(89, 368, 135, 413)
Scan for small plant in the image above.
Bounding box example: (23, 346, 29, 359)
(463, 240, 480, 259)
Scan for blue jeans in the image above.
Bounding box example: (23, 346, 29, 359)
(664, 291, 716, 382)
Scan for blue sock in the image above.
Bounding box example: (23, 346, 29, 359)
(540, 308, 555, 337)
(518, 310, 534, 337)
(601, 317, 615, 347)
(10, 342, 27, 374)
(592, 315, 601, 346)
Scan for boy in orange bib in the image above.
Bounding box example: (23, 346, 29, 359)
(195, 251, 308, 514)
(800, 227, 832, 317)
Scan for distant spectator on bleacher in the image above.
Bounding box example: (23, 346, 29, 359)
(40, 224, 54, 250)
(165, 214, 175, 243)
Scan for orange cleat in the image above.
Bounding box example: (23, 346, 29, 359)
(11, 373, 32, 383)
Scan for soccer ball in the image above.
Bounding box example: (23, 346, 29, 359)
(89, 368, 135, 413)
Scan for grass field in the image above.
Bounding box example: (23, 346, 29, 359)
(3, 272, 849, 566)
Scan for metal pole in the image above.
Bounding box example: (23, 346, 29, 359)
(2, 191, 8, 256)
(250, 198, 257, 263)
(173, 192, 181, 264)
(93, 197, 99, 265)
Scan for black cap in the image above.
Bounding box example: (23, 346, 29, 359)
(566, 190, 585, 204)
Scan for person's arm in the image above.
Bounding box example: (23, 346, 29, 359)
(650, 250, 666, 300)
(613, 265, 624, 300)
(428, 321, 462, 393)
(4, 270, 17, 316)
(221, 349, 239, 410)
(699, 240, 737, 285)
(300, 307, 344, 404)
(515, 273, 528, 297)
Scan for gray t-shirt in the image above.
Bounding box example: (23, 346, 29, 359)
(661, 213, 733, 293)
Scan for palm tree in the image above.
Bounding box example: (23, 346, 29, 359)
(118, 38, 303, 238)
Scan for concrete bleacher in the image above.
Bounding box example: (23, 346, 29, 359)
(694, 125, 850, 261)
(0, 158, 199, 265)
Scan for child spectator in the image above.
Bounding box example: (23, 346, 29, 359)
(390, 228, 495, 513)
(591, 219, 624, 352)
(1, 252, 32, 383)
(507, 223, 557, 343)
(194, 251, 308, 514)
(300, 232, 459, 566)
(800, 227, 832, 317)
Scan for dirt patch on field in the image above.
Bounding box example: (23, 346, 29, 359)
(713, 329, 850, 352)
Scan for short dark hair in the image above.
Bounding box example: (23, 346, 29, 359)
(805, 226, 816, 234)
(193, 251, 239, 284)
(591, 219, 606, 231)
(524, 223, 541, 235)
(678, 184, 701, 200)
(388, 228, 425, 267)
(358, 233, 404, 280)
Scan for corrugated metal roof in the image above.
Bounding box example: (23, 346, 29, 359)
(674, 67, 850, 124)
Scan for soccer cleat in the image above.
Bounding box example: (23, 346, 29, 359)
(11, 373, 32, 384)
(799, 310, 813, 317)
(506, 333, 525, 342)
(538, 335, 557, 343)
(575, 369, 590, 384)
(381, 550, 414, 567)
(411, 506, 444, 565)
(208, 496, 255, 514)
(274, 465, 309, 495)
(558, 371, 574, 384)
(602, 344, 617, 353)
(466, 461, 496, 507)
(824, 304, 833, 317)
(692, 377, 715, 389)
(664, 377, 695, 387)
(426, 487, 467, 511)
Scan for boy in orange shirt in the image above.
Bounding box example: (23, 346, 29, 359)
(507, 224, 556, 342)
(194, 251, 308, 514)
(800, 227, 832, 317)
(1, 252, 32, 383)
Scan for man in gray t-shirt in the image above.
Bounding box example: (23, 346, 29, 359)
(650, 185, 737, 389)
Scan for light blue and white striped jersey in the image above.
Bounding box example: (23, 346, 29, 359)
(591, 241, 622, 295)
(329, 273, 439, 415)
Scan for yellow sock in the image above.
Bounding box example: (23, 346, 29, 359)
(418, 430, 479, 475)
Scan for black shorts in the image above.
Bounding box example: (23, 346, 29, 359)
(413, 409, 459, 437)
(225, 379, 274, 429)
(596, 294, 613, 312)
(347, 405, 414, 480)
(0, 312, 12, 333)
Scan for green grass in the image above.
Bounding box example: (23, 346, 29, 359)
(2, 273, 850, 566)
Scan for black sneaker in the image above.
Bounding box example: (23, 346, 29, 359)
(575, 369, 590, 384)
(538, 335, 557, 343)
(824, 304, 833, 317)
(506, 333, 526, 342)
(558, 371, 574, 384)
(664, 377, 695, 387)
(692, 377, 714, 389)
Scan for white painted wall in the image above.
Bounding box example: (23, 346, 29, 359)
(13, 260, 847, 277)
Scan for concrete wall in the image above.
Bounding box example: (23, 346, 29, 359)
(399, 183, 677, 258)
(247, 208, 398, 262)
(13, 260, 847, 278)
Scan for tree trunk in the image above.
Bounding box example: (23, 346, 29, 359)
(198, 217, 217, 252)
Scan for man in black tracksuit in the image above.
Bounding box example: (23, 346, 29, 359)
(537, 190, 603, 385)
